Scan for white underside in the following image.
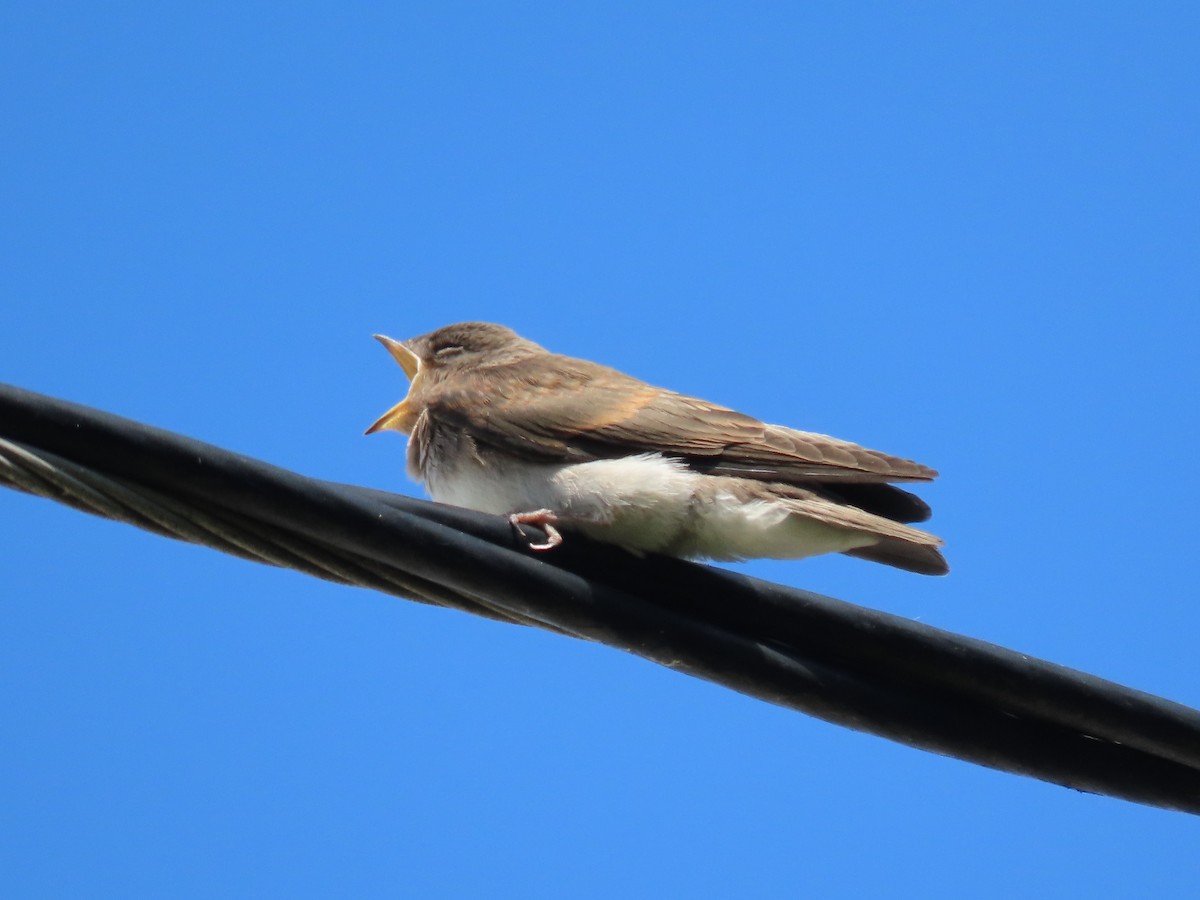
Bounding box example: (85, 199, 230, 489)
(424, 452, 877, 561)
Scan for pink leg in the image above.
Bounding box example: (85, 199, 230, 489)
(509, 509, 564, 551)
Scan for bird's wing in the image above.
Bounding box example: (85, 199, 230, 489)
(425, 354, 937, 485)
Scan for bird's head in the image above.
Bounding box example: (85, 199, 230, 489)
(364, 321, 542, 435)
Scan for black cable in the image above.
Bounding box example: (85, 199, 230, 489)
(2, 382, 1198, 815)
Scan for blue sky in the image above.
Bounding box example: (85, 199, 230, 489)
(3, 3, 1198, 896)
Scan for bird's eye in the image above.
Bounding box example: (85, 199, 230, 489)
(434, 345, 465, 361)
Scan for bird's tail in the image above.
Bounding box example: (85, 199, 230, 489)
(776, 494, 949, 576)
(844, 539, 949, 576)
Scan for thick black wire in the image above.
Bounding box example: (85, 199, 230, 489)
(2, 383, 1199, 815)
(0, 439, 545, 627)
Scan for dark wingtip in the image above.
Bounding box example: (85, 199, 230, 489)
(820, 483, 934, 523)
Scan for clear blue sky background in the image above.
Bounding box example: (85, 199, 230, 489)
(3, 3, 1198, 896)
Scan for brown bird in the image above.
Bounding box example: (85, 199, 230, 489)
(366, 322, 948, 575)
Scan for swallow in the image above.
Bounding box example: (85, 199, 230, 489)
(366, 322, 947, 574)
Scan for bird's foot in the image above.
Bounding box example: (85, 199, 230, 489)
(509, 509, 564, 551)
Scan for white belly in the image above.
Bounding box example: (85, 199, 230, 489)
(422, 451, 877, 562)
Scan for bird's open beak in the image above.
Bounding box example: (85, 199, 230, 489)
(365, 334, 423, 435)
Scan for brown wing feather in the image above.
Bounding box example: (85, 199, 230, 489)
(423, 353, 937, 486)
(774, 494, 944, 547)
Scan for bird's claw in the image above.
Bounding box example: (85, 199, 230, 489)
(509, 510, 564, 551)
